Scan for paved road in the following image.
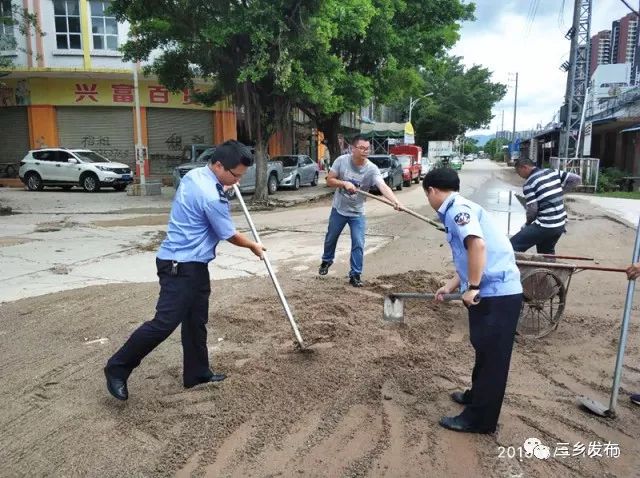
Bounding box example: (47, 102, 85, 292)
(3, 158, 634, 303)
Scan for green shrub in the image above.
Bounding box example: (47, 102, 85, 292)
(597, 167, 626, 192)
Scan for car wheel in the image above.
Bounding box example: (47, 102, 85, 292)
(61, 186, 73, 191)
(5, 164, 17, 178)
(25, 172, 44, 191)
(113, 184, 127, 192)
(414, 175, 420, 184)
(81, 173, 101, 192)
(293, 175, 300, 190)
(310, 172, 318, 186)
(395, 179, 403, 191)
(404, 179, 411, 187)
(267, 173, 278, 195)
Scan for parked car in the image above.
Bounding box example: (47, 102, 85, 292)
(464, 154, 475, 162)
(389, 145, 422, 185)
(396, 154, 419, 187)
(182, 143, 215, 162)
(420, 157, 433, 178)
(367, 154, 403, 192)
(173, 147, 285, 194)
(270, 155, 319, 190)
(19, 148, 133, 192)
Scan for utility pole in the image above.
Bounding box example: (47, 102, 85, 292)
(511, 72, 519, 145)
(560, 0, 592, 159)
(133, 64, 146, 186)
(501, 110, 505, 139)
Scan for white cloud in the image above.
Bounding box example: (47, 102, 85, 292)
(452, 0, 635, 136)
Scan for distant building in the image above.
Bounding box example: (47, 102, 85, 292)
(590, 30, 611, 79)
(612, 13, 638, 66)
(590, 12, 639, 83)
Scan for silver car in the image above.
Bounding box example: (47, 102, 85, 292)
(271, 155, 319, 190)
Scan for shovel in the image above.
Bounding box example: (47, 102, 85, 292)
(383, 292, 476, 322)
(356, 190, 445, 231)
(232, 185, 306, 350)
(578, 218, 640, 418)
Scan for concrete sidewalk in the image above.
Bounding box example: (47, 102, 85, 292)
(573, 194, 640, 229)
(0, 171, 333, 215)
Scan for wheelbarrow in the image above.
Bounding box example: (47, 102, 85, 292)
(515, 253, 628, 339)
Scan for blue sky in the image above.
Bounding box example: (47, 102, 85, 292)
(452, 0, 635, 136)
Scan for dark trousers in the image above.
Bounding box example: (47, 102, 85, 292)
(460, 294, 523, 431)
(510, 223, 564, 254)
(106, 258, 212, 387)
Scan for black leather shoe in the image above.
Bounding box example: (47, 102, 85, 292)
(349, 274, 363, 287)
(104, 367, 128, 401)
(184, 373, 227, 389)
(439, 415, 494, 434)
(319, 261, 331, 276)
(451, 390, 472, 405)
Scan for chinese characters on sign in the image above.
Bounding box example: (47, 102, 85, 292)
(71, 84, 202, 106)
(75, 83, 99, 103)
(112, 84, 134, 103)
(149, 85, 169, 104)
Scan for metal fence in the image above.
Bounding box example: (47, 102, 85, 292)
(550, 157, 600, 192)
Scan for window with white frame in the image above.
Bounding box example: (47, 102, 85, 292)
(0, 0, 15, 44)
(54, 0, 81, 49)
(90, 1, 117, 50)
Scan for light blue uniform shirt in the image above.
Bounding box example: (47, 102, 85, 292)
(157, 166, 236, 263)
(438, 193, 522, 297)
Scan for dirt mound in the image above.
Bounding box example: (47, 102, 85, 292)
(0, 270, 638, 477)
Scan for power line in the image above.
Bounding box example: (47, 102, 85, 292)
(618, 0, 640, 17)
(559, 0, 567, 29)
(526, 0, 541, 37)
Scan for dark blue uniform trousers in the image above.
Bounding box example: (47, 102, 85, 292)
(106, 258, 212, 387)
(460, 293, 523, 431)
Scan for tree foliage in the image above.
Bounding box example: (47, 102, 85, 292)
(484, 137, 510, 160)
(110, 0, 327, 202)
(0, 6, 43, 71)
(109, 1, 476, 198)
(293, 0, 474, 158)
(412, 56, 506, 145)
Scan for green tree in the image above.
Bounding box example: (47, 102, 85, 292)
(292, 0, 474, 158)
(484, 137, 510, 160)
(460, 136, 479, 155)
(110, 0, 327, 202)
(412, 56, 506, 145)
(0, 6, 42, 71)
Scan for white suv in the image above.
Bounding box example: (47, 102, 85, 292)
(19, 148, 134, 192)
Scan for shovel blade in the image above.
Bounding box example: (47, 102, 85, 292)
(577, 395, 612, 417)
(383, 296, 405, 322)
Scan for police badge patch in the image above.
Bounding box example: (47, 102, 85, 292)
(454, 212, 470, 226)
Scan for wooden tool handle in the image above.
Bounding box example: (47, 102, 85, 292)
(356, 190, 445, 231)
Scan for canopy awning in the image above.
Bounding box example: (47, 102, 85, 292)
(620, 124, 640, 133)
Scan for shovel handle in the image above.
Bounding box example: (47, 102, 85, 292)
(389, 292, 460, 300)
(232, 184, 306, 349)
(389, 292, 480, 304)
(356, 190, 445, 231)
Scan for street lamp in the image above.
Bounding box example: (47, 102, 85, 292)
(408, 92, 433, 123)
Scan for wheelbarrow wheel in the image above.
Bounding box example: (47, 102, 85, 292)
(517, 268, 567, 339)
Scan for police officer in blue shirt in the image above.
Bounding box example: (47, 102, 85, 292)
(423, 167, 523, 433)
(104, 140, 265, 401)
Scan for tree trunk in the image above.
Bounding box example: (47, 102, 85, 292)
(318, 113, 342, 163)
(253, 136, 269, 203)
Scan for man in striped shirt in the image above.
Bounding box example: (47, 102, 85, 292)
(510, 159, 581, 254)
